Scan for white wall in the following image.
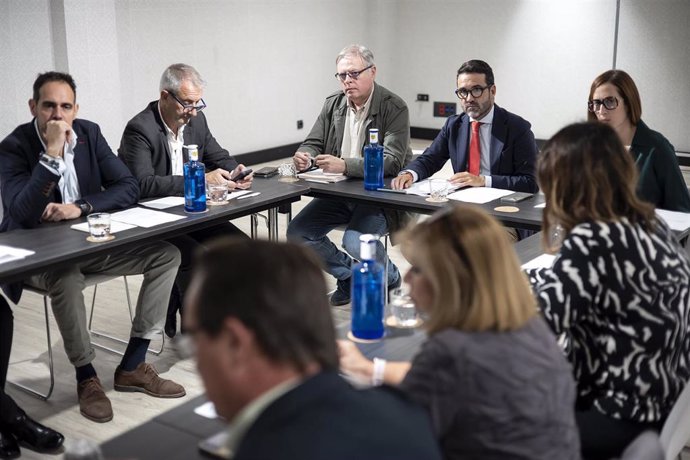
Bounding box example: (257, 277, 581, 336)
(2, 0, 689, 155)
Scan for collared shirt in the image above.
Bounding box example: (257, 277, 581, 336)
(158, 101, 185, 176)
(224, 377, 301, 457)
(340, 86, 374, 159)
(403, 104, 495, 187)
(34, 119, 81, 203)
(470, 105, 494, 188)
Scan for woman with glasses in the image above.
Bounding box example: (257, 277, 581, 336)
(339, 205, 580, 460)
(528, 122, 690, 460)
(588, 69, 690, 211)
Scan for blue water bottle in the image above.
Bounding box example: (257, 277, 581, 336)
(363, 128, 384, 191)
(184, 144, 206, 213)
(351, 234, 385, 340)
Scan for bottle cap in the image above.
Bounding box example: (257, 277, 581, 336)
(185, 144, 199, 161)
(359, 233, 378, 260)
(368, 129, 379, 144)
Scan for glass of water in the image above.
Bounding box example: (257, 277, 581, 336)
(388, 287, 418, 328)
(426, 179, 449, 203)
(278, 163, 299, 182)
(87, 213, 111, 241)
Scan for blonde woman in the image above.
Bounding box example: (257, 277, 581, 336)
(528, 122, 690, 459)
(339, 205, 580, 460)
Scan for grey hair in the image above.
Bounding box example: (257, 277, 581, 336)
(335, 44, 375, 66)
(159, 63, 207, 93)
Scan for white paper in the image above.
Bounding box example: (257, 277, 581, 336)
(534, 203, 546, 208)
(297, 169, 348, 183)
(447, 187, 514, 204)
(194, 401, 219, 419)
(521, 254, 557, 270)
(0, 245, 35, 265)
(71, 221, 137, 234)
(139, 196, 185, 210)
(406, 179, 460, 197)
(656, 209, 690, 232)
(227, 190, 253, 200)
(110, 207, 186, 228)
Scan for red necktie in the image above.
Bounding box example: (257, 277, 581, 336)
(468, 121, 481, 176)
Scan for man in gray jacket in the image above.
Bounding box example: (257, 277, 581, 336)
(287, 44, 412, 305)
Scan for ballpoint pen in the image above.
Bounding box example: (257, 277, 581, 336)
(237, 192, 261, 200)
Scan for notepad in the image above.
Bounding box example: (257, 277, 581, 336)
(297, 169, 348, 183)
(139, 196, 185, 209)
(448, 187, 514, 204)
(656, 209, 690, 233)
(110, 208, 186, 228)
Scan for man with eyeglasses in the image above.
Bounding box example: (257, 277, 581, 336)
(287, 44, 412, 306)
(393, 60, 538, 208)
(119, 63, 251, 338)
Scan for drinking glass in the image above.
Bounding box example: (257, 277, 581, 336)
(388, 287, 418, 327)
(87, 213, 111, 241)
(278, 163, 299, 182)
(207, 183, 228, 203)
(426, 179, 449, 203)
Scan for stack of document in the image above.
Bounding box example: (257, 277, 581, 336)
(448, 187, 514, 204)
(297, 169, 348, 183)
(71, 206, 187, 234)
(0, 245, 35, 265)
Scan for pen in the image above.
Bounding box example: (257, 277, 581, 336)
(376, 188, 408, 194)
(237, 192, 261, 200)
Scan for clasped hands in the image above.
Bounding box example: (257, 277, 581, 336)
(391, 171, 485, 190)
(293, 151, 345, 174)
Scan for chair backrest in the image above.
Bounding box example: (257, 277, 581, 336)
(620, 430, 664, 460)
(660, 379, 690, 460)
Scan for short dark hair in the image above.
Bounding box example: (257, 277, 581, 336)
(457, 59, 494, 86)
(32, 71, 77, 103)
(191, 239, 338, 373)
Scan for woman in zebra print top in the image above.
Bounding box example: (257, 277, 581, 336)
(527, 122, 690, 460)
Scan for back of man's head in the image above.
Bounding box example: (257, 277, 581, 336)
(33, 71, 77, 103)
(191, 238, 338, 373)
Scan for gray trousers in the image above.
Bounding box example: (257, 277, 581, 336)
(27, 241, 180, 368)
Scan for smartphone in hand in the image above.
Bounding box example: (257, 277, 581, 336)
(230, 168, 253, 182)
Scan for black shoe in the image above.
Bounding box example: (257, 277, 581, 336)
(0, 431, 19, 459)
(330, 278, 351, 306)
(164, 285, 182, 338)
(388, 272, 402, 292)
(7, 412, 64, 453)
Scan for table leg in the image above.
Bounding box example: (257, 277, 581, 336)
(268, 207, 279, 241)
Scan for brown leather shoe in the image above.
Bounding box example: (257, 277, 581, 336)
(114, 363, 186, 398)
(77, 377, 113, 423)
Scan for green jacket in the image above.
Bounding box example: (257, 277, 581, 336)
(299, 83, 413, 177)
(299, 83, 415, 234)
(631, 120, 690, 212)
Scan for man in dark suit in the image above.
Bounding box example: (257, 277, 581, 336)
(0, 72, 185, 424)
(184, 239, 442, 460)
(393, 59, 538, 194)
(119, 63, 252, 337)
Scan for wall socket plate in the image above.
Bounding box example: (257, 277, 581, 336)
(416, 93, 429, 102)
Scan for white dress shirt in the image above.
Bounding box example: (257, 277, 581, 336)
(35, 119, 81, 203)
(158, 102, 185, 176)
(340, 87, 374, 159)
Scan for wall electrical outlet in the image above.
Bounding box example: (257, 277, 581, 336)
(297, 120, 303, 129)
(416, 93, 429, 102)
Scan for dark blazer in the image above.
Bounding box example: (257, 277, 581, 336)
(0, 118, 139, 303)
(234, 371, 442, 460)
(406, 104, 538, 193)
(119, 101, 238, 198)
(631, 120, 690, 212)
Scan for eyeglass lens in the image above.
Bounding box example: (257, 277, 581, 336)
(588, 96, 618, 112)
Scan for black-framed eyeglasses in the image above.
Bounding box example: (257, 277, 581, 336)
(588, 96, 618, 112)
(334, 65, 373, 82)
(455, 85, 491, 100)
(167, 91, 207, 113)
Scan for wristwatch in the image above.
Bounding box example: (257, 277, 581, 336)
(39, 153, 60, 171)
(75, 199, 93, 217)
